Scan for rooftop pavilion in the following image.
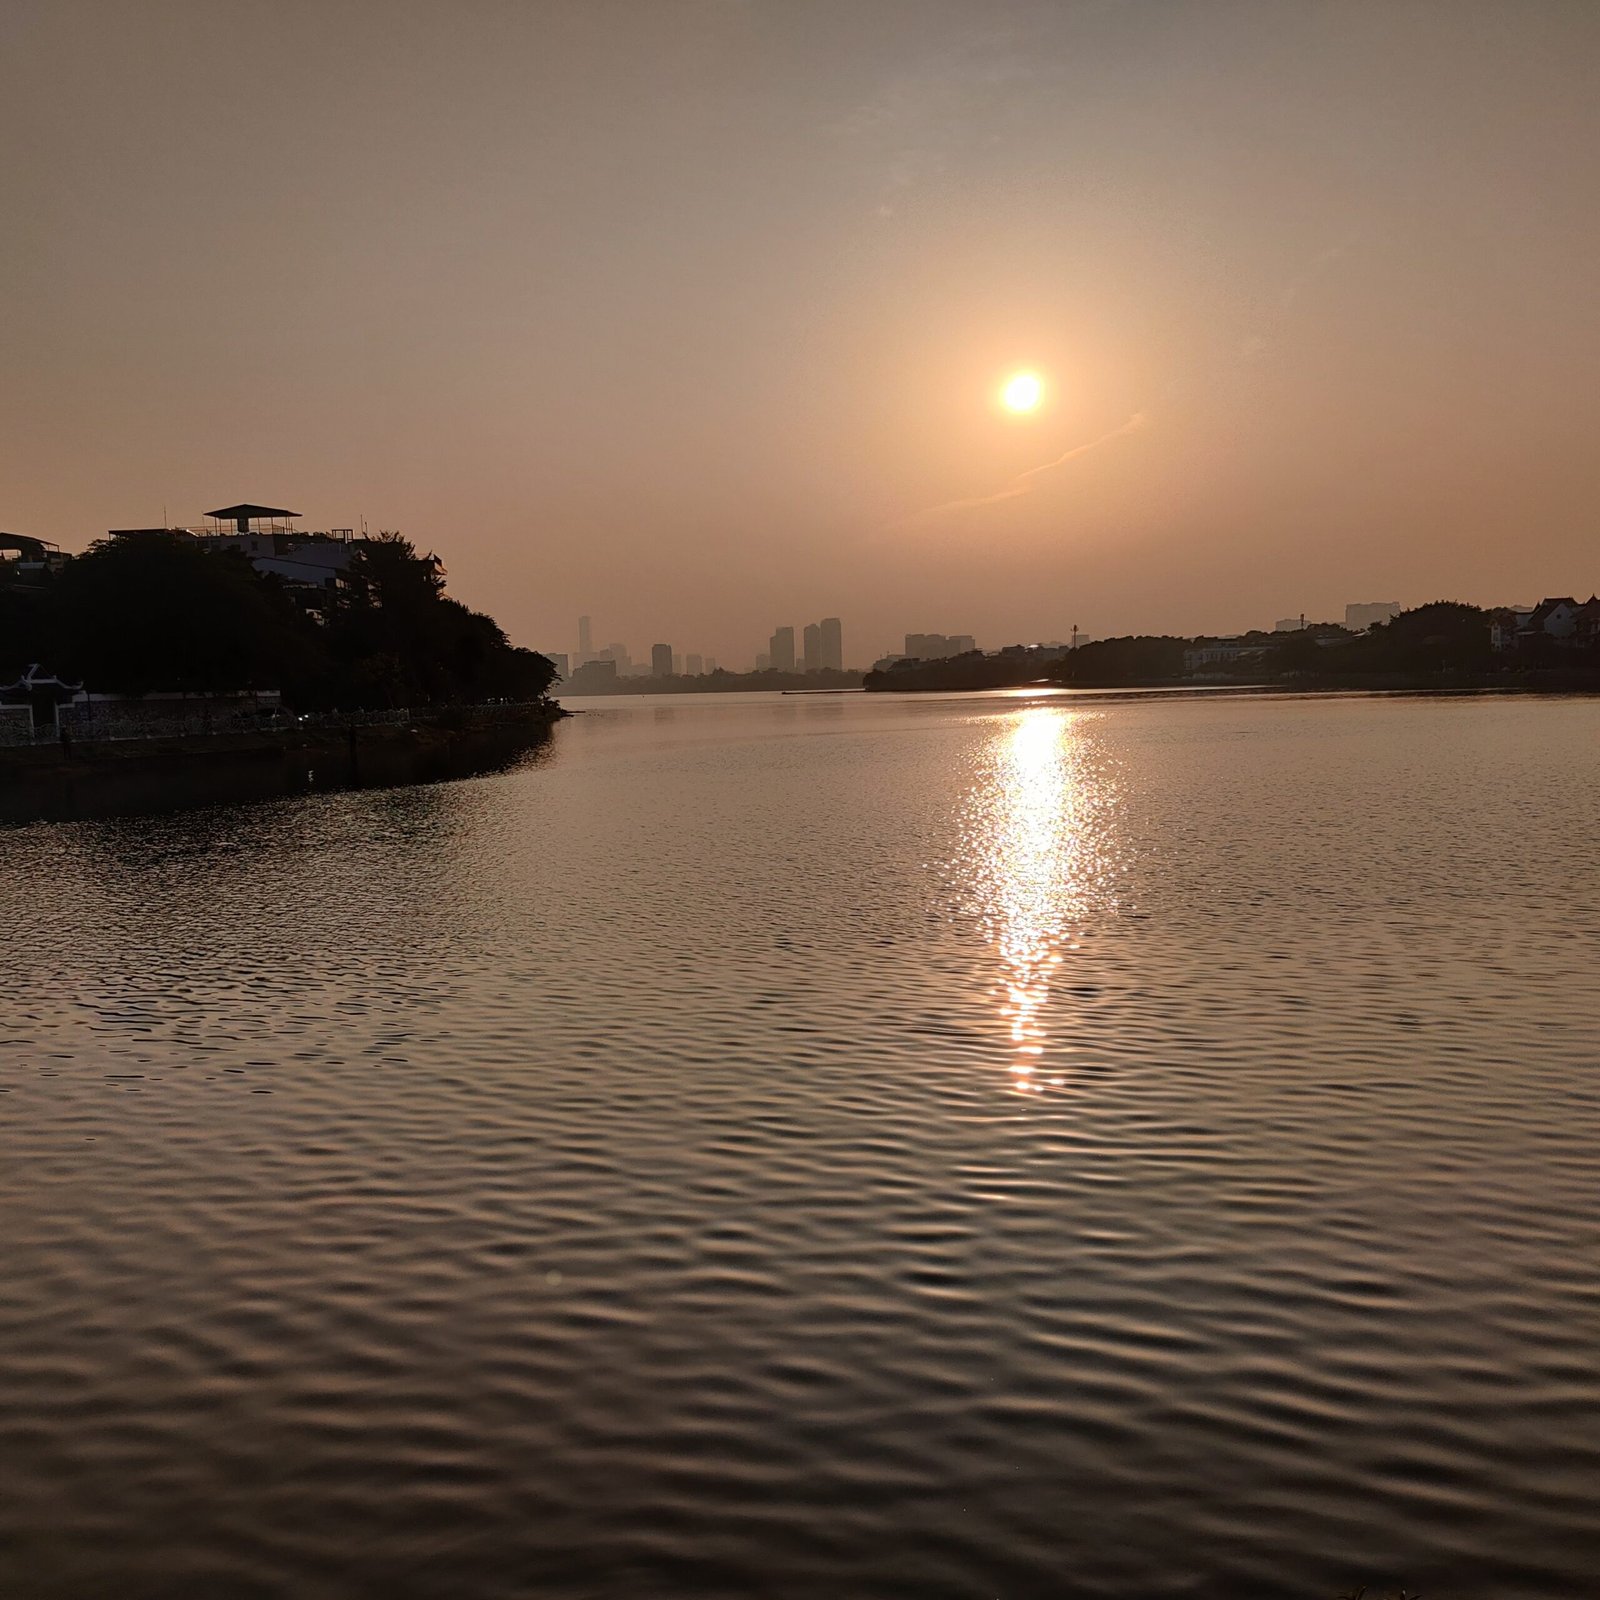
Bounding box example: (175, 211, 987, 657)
(106, 504, 353, 548)
(0, 532, 62, 564)
(205, 503, 301, 535)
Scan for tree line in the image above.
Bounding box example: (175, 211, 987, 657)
(866, 603, 1596, 692)
(1048, 602, 1508, 685)
(0, 531, 556, 709)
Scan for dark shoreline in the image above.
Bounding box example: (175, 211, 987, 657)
(0, 702, 566, 825)
(865, 669, 1600, 697)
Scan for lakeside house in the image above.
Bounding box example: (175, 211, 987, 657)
(1183, 637, 1275, 673)
(1489, 596, 1600, 651)
(0, 532, 68, 586)
(107, 503, 361, 615)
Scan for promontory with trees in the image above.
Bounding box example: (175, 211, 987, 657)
(1, 524, 562, 820)
(2, 528, 557, 710)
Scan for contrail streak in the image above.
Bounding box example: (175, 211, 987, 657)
(892, 410, 1150, 529)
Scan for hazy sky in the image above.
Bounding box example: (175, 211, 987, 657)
(4, 0, 1597, 664)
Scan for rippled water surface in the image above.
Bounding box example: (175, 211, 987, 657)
(4, 690, 1599, 1599)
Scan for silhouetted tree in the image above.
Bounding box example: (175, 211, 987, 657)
(0, 568, 59, 677)
(318, 533, 555, 706)
(52, 532, 307, 693)
(1337, 602, 1492, 674)
(24, 529, 555, 710)
(1048, 636, 1188, 685)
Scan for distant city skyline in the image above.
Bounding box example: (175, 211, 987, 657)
(565, 613, 841, 675)
(556, 611, 857, 676)
(553, 596, 1453, 677)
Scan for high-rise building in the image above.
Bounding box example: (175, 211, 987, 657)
(543, 651, 570, 680)
(704, 657, 718, 674)
(567, 658, 618, 693)
(756, 652, 771, 671)
(1346, 601, 1401, 631)
(904, 632, 976, 661)
(685, 653, 703, 676)
(802, 622, 822, 673)
(651, 643, 673, 677)
(577, 615, 593, 658)
(818, 616, 843, 671)
(769, 626, 796, 672)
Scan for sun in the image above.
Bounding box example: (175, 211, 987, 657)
(1000, 370, 1044, 414)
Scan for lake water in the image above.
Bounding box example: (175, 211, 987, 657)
(3, 689, 1598, 1599)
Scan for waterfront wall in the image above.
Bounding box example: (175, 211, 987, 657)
(0, 701, 565, 823)
(15, 698, 558, 748)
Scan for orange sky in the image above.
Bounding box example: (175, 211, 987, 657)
(3, 0, 1597, 666)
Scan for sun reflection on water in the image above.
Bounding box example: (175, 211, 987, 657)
(959, 706, 1119, 1095)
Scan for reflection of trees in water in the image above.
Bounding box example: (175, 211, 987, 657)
(958, 707, 1121, 1094)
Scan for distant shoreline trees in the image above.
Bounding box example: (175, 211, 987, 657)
(864, 602, 1598, 692)
(563, 666, 863, 696)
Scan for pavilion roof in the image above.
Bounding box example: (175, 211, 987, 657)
(205, 503, 300, 520)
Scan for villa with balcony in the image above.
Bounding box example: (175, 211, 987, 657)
(108, 502, 363, 602)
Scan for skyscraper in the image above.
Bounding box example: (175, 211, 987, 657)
(769, 626, 795, 672)
(685, 653, 703, 676)
(577, 615, 593, 659)
(1346, 601, 1401, 630)
(651, 643, 673, 677)
(802, 622, 821, 673)
(904, 632, 975, 661)
(818, 616, 843, 672)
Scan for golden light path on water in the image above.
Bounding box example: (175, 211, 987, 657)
(959, 703, 1121, 1095)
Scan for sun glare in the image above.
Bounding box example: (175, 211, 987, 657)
(1001, 371, 1044, 414)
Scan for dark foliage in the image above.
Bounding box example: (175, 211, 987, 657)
(49, 532, 308, 694)
(1047, 635, 1189, 685)
(862, 651, 1041, 692)
(0, 572, 58, 671)
(1309, 601, 1494, 675)
(567, 667, 864, 695)
(2, 530, 555, 710)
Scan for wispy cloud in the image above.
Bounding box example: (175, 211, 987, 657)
(1238, 237, 1359, 362)
(823, 28, 1045, 216)
(891, 410, 1150, 530)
